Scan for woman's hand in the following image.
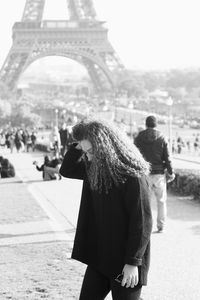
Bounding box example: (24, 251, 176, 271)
(121, 264, 139, 288)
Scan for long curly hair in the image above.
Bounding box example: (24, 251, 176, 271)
(72, 118, 150, 193)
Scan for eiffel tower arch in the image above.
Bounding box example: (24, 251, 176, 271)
(0, 0, 124, 93)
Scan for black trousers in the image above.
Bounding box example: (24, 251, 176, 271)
(79, 266, 142, 300)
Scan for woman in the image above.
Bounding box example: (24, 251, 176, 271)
(60, 118, 152, 300)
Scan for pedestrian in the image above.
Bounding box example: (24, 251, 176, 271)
(14, 130, 23, 152)
(194, 134, 199, 153)
(60, 118, 152, 300)
(59, 123, 70, 157)
(0, 131, 6, 149)
(176, 136, 184, 154)
(49, 126, 61, 157)
(31, 131, 37, 152)
(7, 130, 15, 153)
(134, 115, 175, 233)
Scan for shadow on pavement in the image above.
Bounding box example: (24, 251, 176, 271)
(0, 178, 45, 184)
(0, 234, 14, 238)
(0, 178, 22, 184)
(22, 179, 45, 184)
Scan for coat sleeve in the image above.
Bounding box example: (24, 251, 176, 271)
(59, 143, 85, 180)
(36, 165, 44, 171)
(162, 138, 173, 175)
(134, 133, 141, 149)
(123, 176, 152, 266)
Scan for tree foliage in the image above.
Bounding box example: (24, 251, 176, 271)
(0, 81, 14, 100)
(0, 99, 12, 118)
(114, 68, 200, 101)
(11, 102, 42, 127)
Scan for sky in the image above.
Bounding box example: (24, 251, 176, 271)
(1, 0, 200, 71)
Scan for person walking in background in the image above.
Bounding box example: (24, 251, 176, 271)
(49, 126, 61, 157)
(14, 130, 23, 152)
(60, 118, 152, 300)
(0, 130, 6, 149)
(22, 129, 29, 152)
(176, 136, 184, 154)
(6, 129, 15, 153)
(31, 131, 37, 152)
(194, 134, 199, 153)
(134, 115, 175, 233)
(59, 123, 69, 157)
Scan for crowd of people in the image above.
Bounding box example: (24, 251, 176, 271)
(0, 127, 37, 153)
(0, 120, 74, 182)
(172, 133, 200, 154)
(48, 121, 74, 158)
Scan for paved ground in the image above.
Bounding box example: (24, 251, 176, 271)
(0, 150, 86, 300)
(0, 148, 200, 299)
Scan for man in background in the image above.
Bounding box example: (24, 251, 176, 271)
(135, 115, 175, 233)
(59, 123, 70, 157)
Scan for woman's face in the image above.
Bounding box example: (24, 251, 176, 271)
(80, 139, 94, 161)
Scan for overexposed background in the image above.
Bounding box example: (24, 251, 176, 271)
(0, 0, 200, 70)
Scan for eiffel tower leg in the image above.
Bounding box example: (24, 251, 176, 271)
(22, 0, 45, 22)
(83, 58, 114, 93)
(67, 0, 83, 20)
(80, 0, 97, 19)
(0, 48, 29, 91)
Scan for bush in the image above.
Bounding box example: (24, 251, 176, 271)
(168, 169, 200, 201)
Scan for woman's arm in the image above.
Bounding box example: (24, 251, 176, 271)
(36, 164, 44, 172)
(124, 176, 152, 266)
(121, 176, 152, 288)
(59, 143, 85, 180)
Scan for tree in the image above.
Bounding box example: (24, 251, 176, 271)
(9, 102, 42, 127)
(0, 81, 12, 99)
(0, 99, 12, 118)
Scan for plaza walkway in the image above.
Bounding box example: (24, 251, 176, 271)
(0, 149, 200, 299)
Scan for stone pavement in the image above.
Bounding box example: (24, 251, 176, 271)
(0, 150, 86, 300)
(0, 149, 200, 299)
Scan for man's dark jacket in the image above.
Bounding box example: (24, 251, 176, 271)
(60, 144, 152, 285)
(59, 128, 69, 146)
(135, 128, 173, 175)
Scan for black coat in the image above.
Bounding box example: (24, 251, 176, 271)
(60, 144, 152, 285)
(135, 128, 173, 175)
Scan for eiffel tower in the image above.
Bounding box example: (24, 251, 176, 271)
(0, 0, 124, 93)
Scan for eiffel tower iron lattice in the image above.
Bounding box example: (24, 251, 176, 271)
(0, 0, 124, 93)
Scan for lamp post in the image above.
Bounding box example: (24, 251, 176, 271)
(166, 97, 173, 154)
(55, 109, 58, 128)
(62, 109, 66, 122)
